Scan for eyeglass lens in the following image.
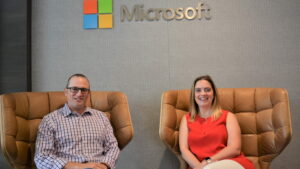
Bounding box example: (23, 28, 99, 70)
(67, 87, 89, 93)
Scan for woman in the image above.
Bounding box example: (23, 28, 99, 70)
(179, 75, 255, 169)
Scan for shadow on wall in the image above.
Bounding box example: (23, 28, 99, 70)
(159, 149, 180, 169)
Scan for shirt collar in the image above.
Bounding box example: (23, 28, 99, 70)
(60, 103, 92, 117)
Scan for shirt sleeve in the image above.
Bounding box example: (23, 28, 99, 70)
(34, 115, 68, 169)
(100, 115, 120, 169)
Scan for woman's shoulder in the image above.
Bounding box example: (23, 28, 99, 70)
(221, 110, 239, 124)
(221, 109, 229, 114)
(221, 109, 235, 117)
(184, 112, 191, 120)
(225, 111, 238, 120)
(219, 109, 228, 117)
(222, 110, 237, 117)
(216, 109, 231, 122)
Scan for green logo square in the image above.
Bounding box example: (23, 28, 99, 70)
(98, 0, 112, 13)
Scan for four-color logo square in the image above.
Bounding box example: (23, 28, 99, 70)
(83, 0, 113, 29)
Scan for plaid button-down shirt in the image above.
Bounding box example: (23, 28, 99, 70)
(34, 104, 120, 169)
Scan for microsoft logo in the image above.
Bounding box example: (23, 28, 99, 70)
(83, 0, 113, 29)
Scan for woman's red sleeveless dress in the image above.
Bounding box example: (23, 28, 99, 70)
(186, 110, 255, 169)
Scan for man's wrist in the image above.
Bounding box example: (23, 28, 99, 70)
(101, 162, 109, 169)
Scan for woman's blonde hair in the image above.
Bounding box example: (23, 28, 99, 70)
(190, 75, 222, 121)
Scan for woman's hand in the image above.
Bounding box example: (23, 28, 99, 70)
(194, 160, 208, 169)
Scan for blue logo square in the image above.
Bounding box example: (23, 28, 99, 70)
(83, 14, 98, 29)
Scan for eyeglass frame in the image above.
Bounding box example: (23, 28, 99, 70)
(66, 87, 90, 94)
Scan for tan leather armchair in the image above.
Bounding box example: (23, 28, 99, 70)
(0, 91, 134, 169)
(159, 88, 292, 169)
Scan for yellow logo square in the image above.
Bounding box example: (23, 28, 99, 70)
(98, 14, 113, 28)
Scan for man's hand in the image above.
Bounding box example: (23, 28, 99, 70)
(64, 162, 108, 169)
(89, 163, 108, 169)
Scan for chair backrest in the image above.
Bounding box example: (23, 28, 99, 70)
(0, 91, 134, 169)
(159, 88, 292, 169)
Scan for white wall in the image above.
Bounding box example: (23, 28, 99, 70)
(32, 0, 300, 168)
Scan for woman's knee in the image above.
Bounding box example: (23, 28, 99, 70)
(203, 164, 216, 169)
(202, 160, 244, 169)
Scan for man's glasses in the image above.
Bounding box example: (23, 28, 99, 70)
(67, 87, 90, 94)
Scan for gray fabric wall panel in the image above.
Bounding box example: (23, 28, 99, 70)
(31, 0, 300, 169)
(0, 0, 31, 94)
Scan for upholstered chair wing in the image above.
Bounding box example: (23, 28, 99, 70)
(0, 91, 134, 169)
(159, 88, 292, 169)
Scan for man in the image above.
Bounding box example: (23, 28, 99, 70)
(34, 74, 120, 169)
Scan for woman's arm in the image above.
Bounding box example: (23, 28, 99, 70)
(209, 112, 241, 162)
(179, 116, 205, 169)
